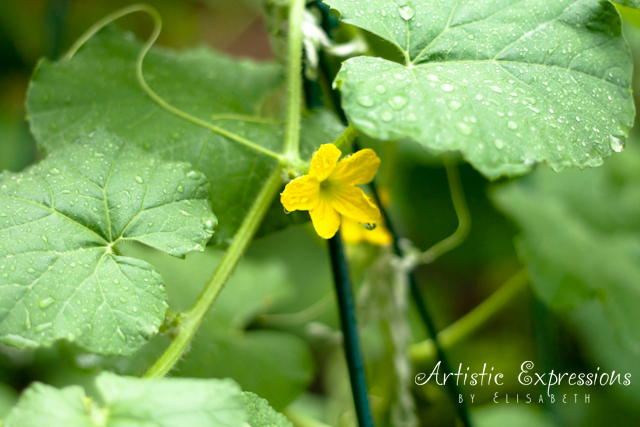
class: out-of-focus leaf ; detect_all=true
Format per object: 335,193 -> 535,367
3,372 -> 245,427
473,405 -> 559,427
493,144 -> 640,351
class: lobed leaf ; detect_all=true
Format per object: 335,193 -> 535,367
325,0 -> 635,178
27,28 -> 344,244
0,129 -> 216,355
493,144 -> 640,351
3,372 -> 245,427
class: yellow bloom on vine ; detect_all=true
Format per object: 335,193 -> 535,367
281,144 -> 381,239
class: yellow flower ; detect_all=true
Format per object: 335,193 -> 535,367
341,217 -> 393,246
281,144 -> 381,239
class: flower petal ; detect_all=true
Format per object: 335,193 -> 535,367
281,175 -> 320,211
330,148 -> 380,185
310,144 -> 342,181
310,199 -> 341,239
332,185 -> 381,224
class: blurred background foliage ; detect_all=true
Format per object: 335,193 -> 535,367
2,1 -> 640,426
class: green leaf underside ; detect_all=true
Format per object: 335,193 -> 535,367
0,129 -> 216,355
242,392 -> 294,427
326,0 -> 635,179
4,372 -> 245,427
493,146 -> 640,351
27,28 -> 344,244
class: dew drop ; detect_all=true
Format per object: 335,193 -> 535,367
375,85 -> 387,94
474,94 -> 484,101
38,298 -> 55,309
456,122 -> 472,136
494,139 -> 505,149
440,83 -> 455,93
177,185 -> 184,193
448,100 -> 462,111
426,74 -> 440,83
610,135 -> 625,152
357,95 -> 375,107
507,121 -> 518,130
35,322 -> 53,332
381,111 -> 394,122
490,86 -> 503,94
393,73 -> 405,80
135,176 -> 144,184
406,113 -> 417,122
187,170 -> 201,180
398,5 -> 415,20
388,94 -> 409,110
49,168 -> 61,175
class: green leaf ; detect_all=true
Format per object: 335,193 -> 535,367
325,0 -> 635,178
0,383 -> 18,419
176,323 -> 314,411
0,129 -> 216,355
473,405 -> 559,427
241,392 -> 294,427
3,372 -> 245,427
118,241 -> 315,410
614,0 -> 640,8
27,28 -> 344,244
492,144 -> 640,351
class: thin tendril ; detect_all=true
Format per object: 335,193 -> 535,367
422,155 -> 471,263
64,4 -> 284,162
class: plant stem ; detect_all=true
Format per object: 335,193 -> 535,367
283,0 -> 306,162
145,168 -> 283,378
410,269 -> 529,364
422,156 -> 470,263
332,124 -> 360,151
328,232 -> 374,427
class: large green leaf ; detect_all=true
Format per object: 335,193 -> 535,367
325,0 -> 635,178
0,129 -> 215,355
492,144 -> 640,351
26,28 -> 343,244
3,372 -> 245,427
